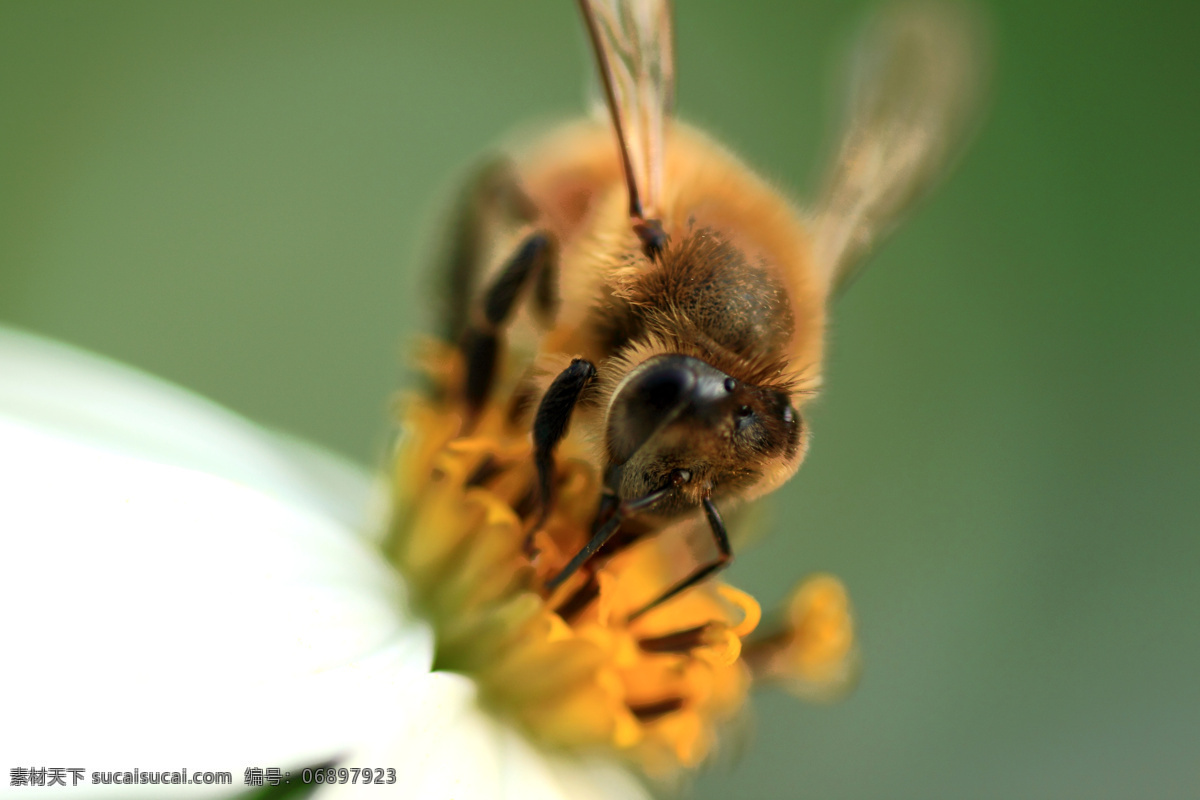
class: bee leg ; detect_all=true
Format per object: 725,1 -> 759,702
626,497 -> 733,622
528,358 -> 598,551
545,471 -> 689,592
460,230 -> 558,420
440,159 -> 539,342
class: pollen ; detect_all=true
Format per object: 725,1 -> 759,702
384,343 -> 854,775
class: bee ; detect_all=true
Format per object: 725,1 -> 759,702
436,0 -> 980,619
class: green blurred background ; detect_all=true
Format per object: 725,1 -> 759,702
2,1 -> 1197,797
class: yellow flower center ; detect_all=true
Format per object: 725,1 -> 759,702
385,343 -> 856,775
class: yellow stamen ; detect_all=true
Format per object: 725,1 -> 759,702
743,574 -> 859,701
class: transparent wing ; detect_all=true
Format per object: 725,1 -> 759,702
579,0 -> 675,221
812,3 -> 988,295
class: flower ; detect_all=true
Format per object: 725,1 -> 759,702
0,325 -> 650,799
0,323 -> 857,799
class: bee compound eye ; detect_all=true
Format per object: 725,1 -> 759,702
782,405 -> 795,425
635,364 -> 693,413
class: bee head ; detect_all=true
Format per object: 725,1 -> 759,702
604,354 -> 806,516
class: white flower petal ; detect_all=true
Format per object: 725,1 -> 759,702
0,327 -> 430,792
0,417 -> 432,784
494,725 -> 654,800
319,673 -> 502,800
318,675 -> 653,800
0,325 -> 372,532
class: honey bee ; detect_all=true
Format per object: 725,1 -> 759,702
435,0 -> 980,619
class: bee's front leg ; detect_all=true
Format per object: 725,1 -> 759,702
545,469 -> 693,592
626,497 -> 733,622
528,358 -> 598,549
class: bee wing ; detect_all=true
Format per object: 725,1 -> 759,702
579,0 -> 675,221
812,4 -> 988,296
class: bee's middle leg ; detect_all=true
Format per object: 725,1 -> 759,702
460,230 -> 558,419
440,165 -> 561,424
439,159 -> 539,341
